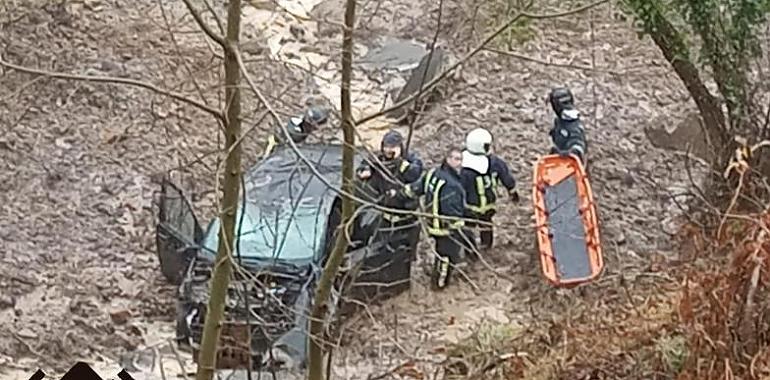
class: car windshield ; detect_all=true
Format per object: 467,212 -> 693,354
199,144 -> 345,261
201,202 -> 328,261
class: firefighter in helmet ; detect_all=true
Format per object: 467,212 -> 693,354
460,127 -> 519,256
547,87 -> 587,164
263,107 -> 329,159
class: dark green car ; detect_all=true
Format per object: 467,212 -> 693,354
153,142 -> 420,372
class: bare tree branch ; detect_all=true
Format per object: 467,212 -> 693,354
181,0 -> 226,47
0,56 -> 225,121
405,0 -> 444,153
355,0 -> 609,126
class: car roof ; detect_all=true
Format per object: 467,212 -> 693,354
243,143 -> 355,207
203,143 -> 365,261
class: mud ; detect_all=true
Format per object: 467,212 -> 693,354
0,0 -> 704,378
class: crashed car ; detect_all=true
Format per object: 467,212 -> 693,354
154,141 -> 420,371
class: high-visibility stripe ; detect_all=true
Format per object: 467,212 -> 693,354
399,160 -> 410,173
423,168 -> 436,194
263,134 -> 277,159
476,176 -> 487,210
431,179 -> 445,232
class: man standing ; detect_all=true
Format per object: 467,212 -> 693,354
460,127 -> 519,256
396,147 -> 466,290
547,87 -> 588,164
357,129 -> 423,215
263,106 -> 329,159
357,129 -> 424,250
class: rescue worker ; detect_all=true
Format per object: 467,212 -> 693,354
547,87 -> 587,164
394,146 -> 466,290
263,106 -> 329,159
460,127 -> 519,255
356,129 -> 424,223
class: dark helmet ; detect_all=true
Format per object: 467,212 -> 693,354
286,107 -> 329,143
381,129 -> 404,150
548,87 -> 576,116
304,107 -> 329,127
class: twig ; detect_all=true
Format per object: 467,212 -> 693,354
0,56 -> 224,121
201,0 -> 225,36
167,338 -> 189,380
158,0 -> 218,124
180,0 -> 225,46
405,0 -> 444,153
484,47 -> 641,75
355,0 -> 609,126
0,75 -> 47,102
153,347 -> 167,380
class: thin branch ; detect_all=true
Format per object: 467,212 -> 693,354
405,0 -> 443,153
201,0 -> 225,36
355,0 -> 609,126
181,0 -> 226,46
0,56 -> 225,121
158,0 -> 216,112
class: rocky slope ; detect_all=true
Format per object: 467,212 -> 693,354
0,0 -> 701,378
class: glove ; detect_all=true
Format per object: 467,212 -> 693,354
509,189 -> 520,204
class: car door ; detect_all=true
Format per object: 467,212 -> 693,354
155,177 -> 203,285
342,210 -> 415,306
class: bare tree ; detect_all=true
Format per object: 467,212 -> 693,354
621,0 -> 770,204
306,0 -> 358,378
194,0 -> 243,379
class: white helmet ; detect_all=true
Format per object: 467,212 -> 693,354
465,128 -> 493,154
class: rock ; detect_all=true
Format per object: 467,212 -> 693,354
289,24 -> 305,41
110,309 -> 131,325
0,295 -> 14,309
621,171 -> 636,187
615,231 -> 627,245
18,328 -> 37,339
465,74 -> 479,86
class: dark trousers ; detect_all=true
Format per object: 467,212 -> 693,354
466,209 -> 495,251
430,230 -> 467,289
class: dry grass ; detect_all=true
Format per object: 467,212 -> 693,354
442,207 -> 770,380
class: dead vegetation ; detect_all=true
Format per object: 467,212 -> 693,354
442,205 -> 770,380
3,0 -> 765,378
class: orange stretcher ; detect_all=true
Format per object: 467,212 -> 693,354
532,154 -> 604,287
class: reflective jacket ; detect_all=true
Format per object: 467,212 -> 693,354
357,152 -> 423,220
262,117 -> 318,159
401,163 -> 465,236
549,116 -> 587,163
460,152 -> 516,215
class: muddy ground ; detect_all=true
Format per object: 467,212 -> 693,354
0,0 -> 705,378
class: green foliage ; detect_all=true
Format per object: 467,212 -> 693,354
656,334 -> 687,374
620,0 -> 769,131
482,0 -> 536,48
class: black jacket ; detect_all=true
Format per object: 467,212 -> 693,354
460,154 -> 516,215
549,116 -> 587,163
401,163 -> 465,235
356,152 -> 423,210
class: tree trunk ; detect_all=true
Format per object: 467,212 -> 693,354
640,5 -> 728,164
306,0 -> 357,378
195,0 -> 242,379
